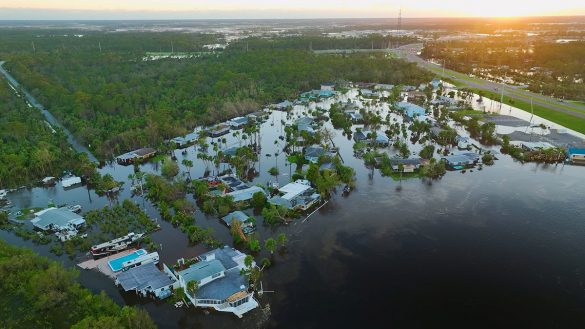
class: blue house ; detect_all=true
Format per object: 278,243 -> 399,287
395,102 -> 426,119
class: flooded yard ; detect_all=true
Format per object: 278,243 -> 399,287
2,86 -> 585,328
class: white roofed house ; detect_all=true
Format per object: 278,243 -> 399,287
174,246 -> 258,318
269,181 -> 321,211
31,207 -> 86,241
32,207 -> 85,232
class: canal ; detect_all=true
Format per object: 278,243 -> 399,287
2,89 -> 585,328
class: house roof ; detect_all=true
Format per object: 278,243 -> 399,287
31,208 -> 85,230
179,259 -> 226,283
275,100 -> 293,108
221,211 -> 250,226
389,158 -> 422,165
396,102 -> 426,118
116,263 -> 175,291
230,117 -> 248,125
199,246 -> 241,270
195,267 -> 248,301
304,145 -> 325,158
295,117 -> 314,126
227,186 -> 265,202
279,182 -> 311,201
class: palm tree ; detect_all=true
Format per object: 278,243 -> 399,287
264,238 -> 277,255
277,233 -> 287,249
186,280 -> 199,297
182,159 -> 193,179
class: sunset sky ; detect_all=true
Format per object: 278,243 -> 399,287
1,0 -> 584,20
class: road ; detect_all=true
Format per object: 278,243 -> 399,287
393,44 -> 585,120
0,61 -> 98,162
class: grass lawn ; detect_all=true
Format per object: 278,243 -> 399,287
476,89 -> 585,135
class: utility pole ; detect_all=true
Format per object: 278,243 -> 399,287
397,7 -> 402,33
98,41 -> 102,53
31,41 -> 36,53
171,41 -> 174,54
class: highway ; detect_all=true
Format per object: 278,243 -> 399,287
393,44 -> 585,120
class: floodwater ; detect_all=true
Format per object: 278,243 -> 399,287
2,89 -> 585,328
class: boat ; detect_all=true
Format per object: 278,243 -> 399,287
343,185 -> 351,194
90,232 -> 145,257
67,205 -> 82,213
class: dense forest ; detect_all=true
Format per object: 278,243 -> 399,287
421,39 -> 585,100
0,80 -> 94,188
3,34 -> 432,159
0,240 -> 156,328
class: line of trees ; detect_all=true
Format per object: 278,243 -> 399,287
0,240 -> 156,329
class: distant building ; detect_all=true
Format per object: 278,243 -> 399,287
304,145 -> 334,163
520,141 -> 555,152
389,158 -> 422,173
116,147 -> 157,165
442,153 -> 480,169
375,84 -> 394,90
170,131 -> 199,148
395,102 -> 426,119
321,83 -> 336,91
207,124 -> 231,138
229,117 -> 248,130
32,207 -> 85,232
353,130 -> 368,142
174,247 -> 258,318
115,263 -> 177,300
345,110 -> 363,123
360,89 -> 380,98
274,100 -> 294,110
430,79 -> 441,89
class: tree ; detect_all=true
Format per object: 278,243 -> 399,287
315,169 -> 340,197
250,191 -> 267,209
419,145 -> 435,160
182,159 -> 193,178
186,280 -> 199,297
262,204 -> 293,225
277,233 -> 288,248
161,157 -> 179,179
268,166 -> 279,176
264,238 -> 277,255
248,237 -> 261,252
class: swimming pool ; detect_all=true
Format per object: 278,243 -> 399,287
108,249 -> 147,272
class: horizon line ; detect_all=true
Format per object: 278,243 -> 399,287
1,15 -> 585,21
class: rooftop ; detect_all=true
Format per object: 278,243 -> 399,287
221,211 -> 250,227
116,263 -> 175,292
195,267 -> 248,301
227,186 -> 265,202
31,207 -> 85,230
279,182 -> 311,201
179,259 -> 226,283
